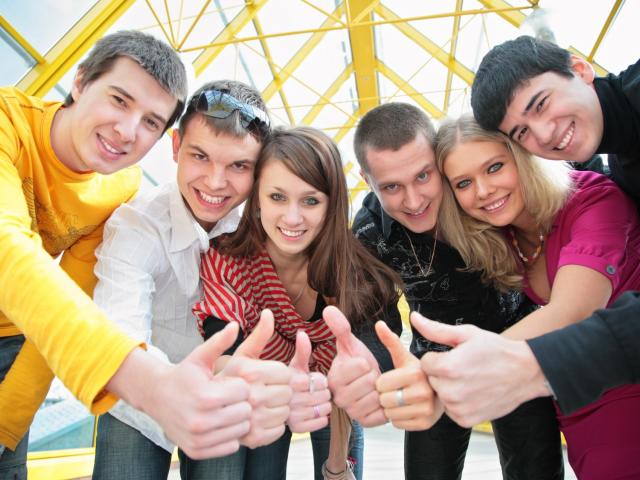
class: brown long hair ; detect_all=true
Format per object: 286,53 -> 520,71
218,126 -> 402,326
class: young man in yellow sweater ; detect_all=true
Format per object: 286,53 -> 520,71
0,30 -> 256,477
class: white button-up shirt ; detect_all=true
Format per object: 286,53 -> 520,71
93,182 -> 241,451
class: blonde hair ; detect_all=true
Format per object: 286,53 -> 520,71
435,114 -> 573,291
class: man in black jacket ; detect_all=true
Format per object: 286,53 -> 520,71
333,102 -> 563,480
418,35 -> 640,426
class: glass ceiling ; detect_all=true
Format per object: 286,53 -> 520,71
1,0 -> 638,202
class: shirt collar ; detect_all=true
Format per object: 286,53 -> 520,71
168,184 -> 241,253
363,192 -> 402,240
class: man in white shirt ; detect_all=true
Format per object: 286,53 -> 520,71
91,80 -> 325,479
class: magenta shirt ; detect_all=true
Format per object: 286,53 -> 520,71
525,170 -> 640,306
523,170 -> 640,477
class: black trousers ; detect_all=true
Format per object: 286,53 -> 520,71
404,397 -> 564,480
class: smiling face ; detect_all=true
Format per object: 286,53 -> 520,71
442,140 -> 530,229
258,158 -> 328,257
174,116 -> 261,231
59,56 -> 178,174
498,57 -> 603,162
364,133 -> 442,234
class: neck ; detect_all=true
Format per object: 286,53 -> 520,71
50,105 -> 85,173
265,240 -> 308,278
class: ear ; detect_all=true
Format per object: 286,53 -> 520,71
171,129 -> 182,164
70,68 -> 86,102
569,55 -> 596,85
360,169 -> 372,190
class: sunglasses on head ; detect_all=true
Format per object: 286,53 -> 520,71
195,89 -> 270,140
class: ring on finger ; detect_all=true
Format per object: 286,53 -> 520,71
395,388 -> 405,407
313,405 -> 321,419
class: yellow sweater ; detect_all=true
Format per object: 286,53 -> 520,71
0,87 -> 141,448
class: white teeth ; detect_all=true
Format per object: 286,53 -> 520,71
555,123 -> 574,150
280,228 -> 304,238
198,190 -> 225,204
406,208 -> 426,216
483,197 -> 507,212
99,135 -> 123,154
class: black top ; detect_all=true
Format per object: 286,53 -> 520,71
595,58 -> 640,207
526,59 -> 640,414
352,192 -> 537,359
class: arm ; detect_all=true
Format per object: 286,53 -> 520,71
502,265 -> 612,340
0,153 -> 138,411
528,290 -> 640,414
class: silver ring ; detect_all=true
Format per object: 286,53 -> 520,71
313,405 -> 321,419
395,388 -> 405,407
309,374 -> 315,394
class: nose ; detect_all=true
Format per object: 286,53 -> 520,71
475,178 -> 495,199
403,186 -> 422,211
113,114 -> 137,143
284,203 -> 303,225
529,117 -> 554,145
204,165 -> 228,190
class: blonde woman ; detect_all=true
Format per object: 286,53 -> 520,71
435,113 -> 640,479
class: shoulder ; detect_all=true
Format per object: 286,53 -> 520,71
353,192 -> 383,239
565,170 -> 633,214
104,182 -> 171,235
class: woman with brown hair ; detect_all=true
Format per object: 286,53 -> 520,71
192,126 -> 401,479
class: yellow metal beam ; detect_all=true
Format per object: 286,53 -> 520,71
17,0 -> 135,97
347,0 -> 380,115
377,60 -> 444,119
252,16 -> 295,124
144,0 -> 176,48
301,63 -> 354,126
374,4 -> 475,86
184,5 -> 532,52
588,0 -> 623,62
262,3 -> 345,101
0,15 -> 45,63
444,0 -> 463,114
192,0 -> 267,77
476,0 -> 526,28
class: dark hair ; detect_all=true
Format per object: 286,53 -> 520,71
178,79 -> 269,142
354,103 -> 436,173
64,30 -> 187,131
471,35 -> 573,131
219,126 -> 401,326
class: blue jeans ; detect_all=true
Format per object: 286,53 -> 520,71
93,413 -> 240,480
204,421 -> 364,480
404,397 -> 564,480
0,335 -> 28,480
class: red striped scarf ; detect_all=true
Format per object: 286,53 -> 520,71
193,248 -> 336,374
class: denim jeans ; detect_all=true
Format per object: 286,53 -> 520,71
204,421 -> 364,480
0,335 -> 27,480
93,413 -> 241,480
404,397 -> 564,480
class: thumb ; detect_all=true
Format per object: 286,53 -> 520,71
235,309 -> 275,358
322,305 -> 356,357
410,312 -> 473,348
188,321 -> 240,371
289,330 -> 311,373
375,321 -> 413,367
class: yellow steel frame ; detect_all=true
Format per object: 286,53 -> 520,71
346,0 -> 379,115
16,0 -> 135,96
0,15 -> 45,63
588,0 -> 624,63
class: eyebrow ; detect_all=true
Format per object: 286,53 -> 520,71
110,85 -> 169,126
508,90 -> 544,139
272,185 -> 320,196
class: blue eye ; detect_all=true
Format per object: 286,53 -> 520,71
455,179 -> 471,189
383,184 -> 399,192
270,193 -> 285,201
488,162 -> 503,174
417,171 -> 429,182
303,197 -> 320,206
